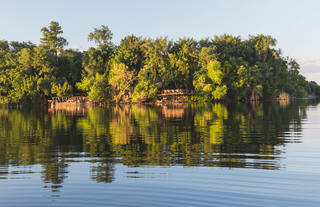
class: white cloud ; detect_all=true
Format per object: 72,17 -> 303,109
303,72 -> 320,84
296,58 -> 320,84
297,58 -> 320,73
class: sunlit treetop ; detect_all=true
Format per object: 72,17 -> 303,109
40,21 -> 68,52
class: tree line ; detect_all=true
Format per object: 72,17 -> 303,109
0,21 -> 319,104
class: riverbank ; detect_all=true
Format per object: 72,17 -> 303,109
47,93 -> 318,108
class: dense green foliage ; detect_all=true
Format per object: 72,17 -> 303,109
0,21 -> 319,104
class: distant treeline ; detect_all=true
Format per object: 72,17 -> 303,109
0,21 -> 319,104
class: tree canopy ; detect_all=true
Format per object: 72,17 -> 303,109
0,21 -> 319,104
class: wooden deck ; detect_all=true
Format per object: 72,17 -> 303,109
49,96 -> 89,103
157,89 -> 192,97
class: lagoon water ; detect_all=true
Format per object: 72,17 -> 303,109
0,101 -> 320,206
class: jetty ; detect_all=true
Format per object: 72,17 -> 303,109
157,89 -> 192,103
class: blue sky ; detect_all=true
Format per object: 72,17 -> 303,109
1,0 -> 320,83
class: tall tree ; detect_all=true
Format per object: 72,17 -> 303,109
82,25 -> 114,76
88,25 -> 113,49
40,21 -> 68,54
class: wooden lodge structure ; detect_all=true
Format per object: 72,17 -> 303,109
157,89 -> 192,103
48,96 -> 89,104
48,96 -> 91,115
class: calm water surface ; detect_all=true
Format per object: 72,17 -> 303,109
0,101 -> 320,206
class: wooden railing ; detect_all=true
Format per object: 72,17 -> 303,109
49,96 -> 89,103
157,89 -> 192,97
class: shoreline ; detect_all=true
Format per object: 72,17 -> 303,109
0,95 -> 318,108
47,95 -> 319,107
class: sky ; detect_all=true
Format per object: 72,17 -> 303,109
0,0 -> 320,83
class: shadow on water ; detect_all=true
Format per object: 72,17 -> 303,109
0,99 -> 317,192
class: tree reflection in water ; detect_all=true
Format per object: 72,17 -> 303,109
0,100 -> 315,192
